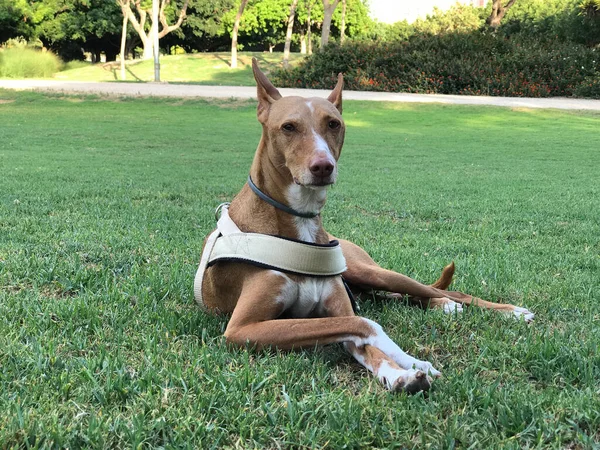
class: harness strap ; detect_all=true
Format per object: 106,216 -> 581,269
193,228 -> 220,309
208,233 -> 347,276
193,204 -> 347,308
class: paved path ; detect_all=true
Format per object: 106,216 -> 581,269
2,79 -> 600,111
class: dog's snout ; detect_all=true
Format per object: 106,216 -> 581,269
309,159 -> 335,177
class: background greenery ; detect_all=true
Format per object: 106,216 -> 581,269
52,52 -> 302,84
272,34 -> 600,98
1,89 -> 599,448
3,0 -> 600,98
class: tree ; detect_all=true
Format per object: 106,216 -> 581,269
339,0 -> 346,43
487,0 -> 518,30
0,0 -> 35,43
25,0 -> 124,61
163,0 -> 234,53
320,0 -> 339,49
283,0 -> 299,67
230,0 -> 248,67
119,0 -> 189,60
296,0 -> 318,54
118,2 -> 128,80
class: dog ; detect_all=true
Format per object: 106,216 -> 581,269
195,59 -> 534,393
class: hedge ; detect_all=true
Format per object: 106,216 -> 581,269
272,33 -> 600,98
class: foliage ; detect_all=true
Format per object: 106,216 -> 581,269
1,90 -> 600,448
413,4 -> 485,35
272,33 -> 600,98
0,47 -> 62,78
2,37 -> 44,49
216,0 -> 371,52
163,0 -> 235,52
363,20 -> 414,43
331,0 -> 372,39
0,0 -> 36,43
573,73 -> 600,97
500,0 -> 600,46
23,0 -> 124,61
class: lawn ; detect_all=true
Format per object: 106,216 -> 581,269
1,89 -> 599,448
53,52 -> 303,85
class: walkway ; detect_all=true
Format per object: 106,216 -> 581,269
1,80 -> 600,111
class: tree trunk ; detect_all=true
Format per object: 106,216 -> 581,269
152,0 -> 160,81
486,0 -> 517,30
141,38 -> 153,60
119,0 -> 188,61
283,0 -> 299,69
340,0 -> 346,44
300,30 -> 306,54
231,0 -> 249,69
120,7 -> 128,80
320,0 -> 339,50
307,1 -> 313,55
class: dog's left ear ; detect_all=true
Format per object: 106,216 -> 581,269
327,73 -> 343,114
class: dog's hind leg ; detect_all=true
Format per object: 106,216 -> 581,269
333,236 -> 534,322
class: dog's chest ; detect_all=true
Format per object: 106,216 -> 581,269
274,272 -> 335,318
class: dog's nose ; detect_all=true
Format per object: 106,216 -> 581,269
309,159 -> 334,177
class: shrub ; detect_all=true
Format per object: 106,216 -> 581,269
574,74 -> 600,98
0,46 -> 62,78
272,33 -> 600,98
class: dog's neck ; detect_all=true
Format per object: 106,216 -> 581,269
228,139 -> 330,244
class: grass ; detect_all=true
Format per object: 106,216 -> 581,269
53,52 -> 304,85
1,89 -> 599,448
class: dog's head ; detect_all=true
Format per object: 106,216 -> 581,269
252,58 -> 345,188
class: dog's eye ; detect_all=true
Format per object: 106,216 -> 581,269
282,123 -> 296,132
328,120 -> 341,130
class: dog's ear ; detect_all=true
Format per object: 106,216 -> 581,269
252,58 -> 282,123
327,73 -> 343,114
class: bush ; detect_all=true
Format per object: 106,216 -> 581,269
272,33 -> 600,98
574,74 -> 600,98
0,46 -> 62,78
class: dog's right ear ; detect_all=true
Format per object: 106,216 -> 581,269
252,58 -> 282,123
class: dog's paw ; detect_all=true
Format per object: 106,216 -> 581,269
442,299 -> 463,315
509,306 -> 535,323
412,360 -> 441,378
391,369 -> 433,394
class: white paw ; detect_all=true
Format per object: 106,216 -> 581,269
510,306 -> 535,323
391,369 -> 433,394
442,299 -> 463,314
412,360 -> 441,378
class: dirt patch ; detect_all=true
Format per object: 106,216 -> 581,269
40,283 -> 78,299
1,283 -> 30,294
0,99 -> 16,104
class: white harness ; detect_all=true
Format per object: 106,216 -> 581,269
193,204 -> 347,308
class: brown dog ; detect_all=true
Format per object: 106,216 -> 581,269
196,59 -> 534,393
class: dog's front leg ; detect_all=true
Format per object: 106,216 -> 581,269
344,342 -> 435,393
224,275 -> 439,392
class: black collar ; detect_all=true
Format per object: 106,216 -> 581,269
247,176 -> 319,219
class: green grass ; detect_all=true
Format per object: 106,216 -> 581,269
54,52 -> 304,85
1,89 -> 599,448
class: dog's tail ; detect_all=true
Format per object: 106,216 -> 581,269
431,262 -> 455,290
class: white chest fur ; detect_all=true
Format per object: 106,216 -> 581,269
286,184 -> 326,243
273,271 -> 336,318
